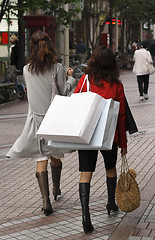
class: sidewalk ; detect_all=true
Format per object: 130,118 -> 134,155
0,70 -> 155,240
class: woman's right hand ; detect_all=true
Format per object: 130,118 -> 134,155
66,68 -> 74,77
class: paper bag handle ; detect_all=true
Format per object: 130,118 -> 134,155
80,74 -> 90,93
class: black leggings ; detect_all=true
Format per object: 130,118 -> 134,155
78,143 -> 118,172
137,74 -> 149,96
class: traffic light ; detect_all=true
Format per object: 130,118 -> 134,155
106,18 -> 123,25
0,32 -> 9,44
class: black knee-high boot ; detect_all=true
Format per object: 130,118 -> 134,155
106,176 -> 118,215
79,183 -> 94,234
50,162 -> 62,200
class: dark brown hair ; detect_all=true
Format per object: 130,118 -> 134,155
28,31 -> 58,75
85,46 -> 120,86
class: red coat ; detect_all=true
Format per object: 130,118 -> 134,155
74,75 -> 127,149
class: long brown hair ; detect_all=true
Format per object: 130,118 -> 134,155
85,46 -> 120,86
28,31 -> 58,75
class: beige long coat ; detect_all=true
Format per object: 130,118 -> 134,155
6,63 -> 77,159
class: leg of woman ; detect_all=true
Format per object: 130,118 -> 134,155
143,74 -> 149,99
137,75 -> 144,100
101,143 -> 118,215
36,158 -> 53,216
78,150 -> 98,234
50,156 -> 62,200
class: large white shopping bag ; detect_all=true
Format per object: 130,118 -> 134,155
47,98 -> 120,152
37,92 -> 105,144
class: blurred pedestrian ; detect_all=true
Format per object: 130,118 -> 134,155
10,35 -> 19,69
76,39 -> 87,64
132,38 -> 141,52
133,41 -> 153,101
74,46 -> 127,234
150,40 -> 155,67
6,31 -> 77,216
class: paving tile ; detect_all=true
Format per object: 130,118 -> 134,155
137,229 -> 151,237
141,238 -> 155,240
128,237 -> 142,240
149,229 -> 155,238
132,228 -> 140,236
137,222 -> 150,229
147,223 -> 155,230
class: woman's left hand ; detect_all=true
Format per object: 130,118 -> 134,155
121,148 -> 127,156
66,68 -> 74,77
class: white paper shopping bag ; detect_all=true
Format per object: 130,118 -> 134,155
37,92 -> 105,144
101,100 -> 120,149
47,98 -> 120,152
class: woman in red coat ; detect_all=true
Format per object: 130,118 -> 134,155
74,46 -> 127,234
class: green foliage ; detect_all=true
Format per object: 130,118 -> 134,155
116,0 -> 155,23
44,0 -> 81,25
0,0 -> 81,25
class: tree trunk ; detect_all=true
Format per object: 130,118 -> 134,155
109,0 -> 113,49
18,0 -> 25,73
148,20 -> 151,50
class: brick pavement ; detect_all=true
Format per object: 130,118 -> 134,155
0,71 -> 155,240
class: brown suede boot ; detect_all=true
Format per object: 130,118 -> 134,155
36,171 -> 53,216
50,162 -> 62,200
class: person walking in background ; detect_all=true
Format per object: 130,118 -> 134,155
74,46 -> 127,234
76,39 -> 87,64
150,40 -> 155,67
6,31 -> 77,216
132,38 -> 141,52
133,41 -> 153,101
10,35 -> 19,69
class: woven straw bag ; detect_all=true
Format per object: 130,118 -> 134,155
115,155 -> 140,212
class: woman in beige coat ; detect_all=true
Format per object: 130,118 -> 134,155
133,41 -> 153,101
6,31 -> 77,216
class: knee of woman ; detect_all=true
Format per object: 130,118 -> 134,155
80,172 -> 93,183
50,156 -> 61,166
106,167 -> 116,178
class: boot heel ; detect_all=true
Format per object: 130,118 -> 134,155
106,203 -> 112,215
106,204 -> 111,216
42,207 -> 53,216
53,186 -> 61,200
82,216 -> 94,233
44,209 -> 53,216
106,203 -> 118,216
83,224 -> 94,234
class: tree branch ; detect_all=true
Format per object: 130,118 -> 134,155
0,0 -> 9,22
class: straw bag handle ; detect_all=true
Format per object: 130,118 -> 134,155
121,155 -> 129,174
80,74 -> 90,93
120,155 -> 131,191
